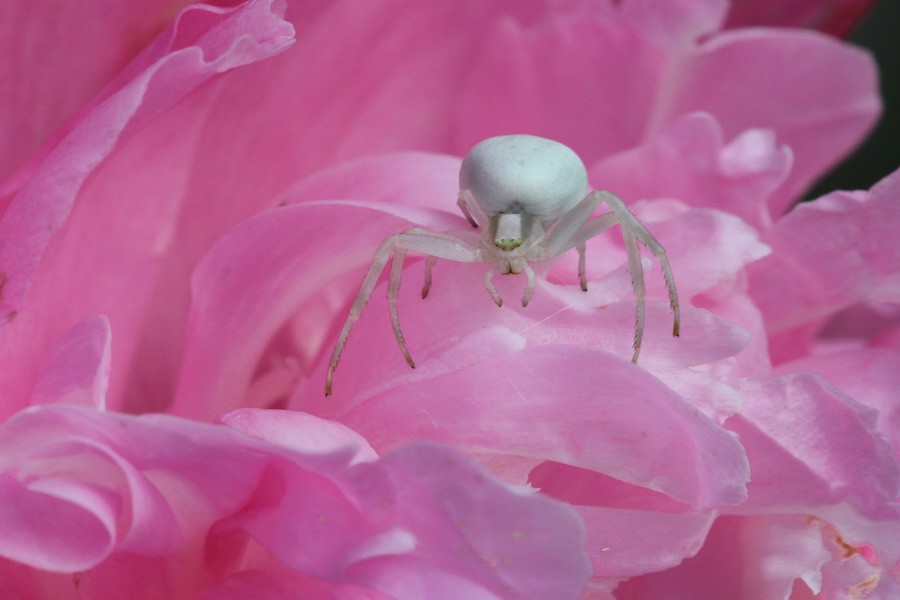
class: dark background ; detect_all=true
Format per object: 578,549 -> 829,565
806,0 -> 900,199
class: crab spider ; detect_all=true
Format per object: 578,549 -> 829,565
324,135 -> 679,395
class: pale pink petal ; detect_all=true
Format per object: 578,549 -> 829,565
221,408 -> 378,465
577,506 -> 716,579
0,0 -> 295,421
776,348 -> 900,461
528,461 -> 718,578
30,314 -> 111,409
325,345 -> 748,510
727,373 -> 900,516
210,440 -> 591,599
364,442 -> 593,600
614,516 -> 836,600
345,558 -> 506,600
588,113 -> 792,229
748,167 -> 900,363
0,408 -> 181,571
724,0 -> 878,36
211,459 -> 382,577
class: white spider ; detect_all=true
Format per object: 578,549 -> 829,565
325,134 -> 679,395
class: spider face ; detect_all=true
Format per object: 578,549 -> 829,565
488,213 -> 541,252
325,135 -> 680,395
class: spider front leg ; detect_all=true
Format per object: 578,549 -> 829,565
457,189 -> 487,228
326,228 -> 483,396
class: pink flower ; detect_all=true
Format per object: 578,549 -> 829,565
1,0 -> 898,598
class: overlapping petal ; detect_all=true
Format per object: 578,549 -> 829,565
0,404 -> 591,598
0,0 -> 296,420
748,168 -> 900,362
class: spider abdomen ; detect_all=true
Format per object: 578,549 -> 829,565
459,135 -> 588,228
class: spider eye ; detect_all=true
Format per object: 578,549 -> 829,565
494,238 -> 523,251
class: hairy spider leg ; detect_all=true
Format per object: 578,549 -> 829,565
576,243 -> 587,291
589,191 -> 679,339
539,190 -> 679,362
388,247 -> 415,369
326,228 -> 482,396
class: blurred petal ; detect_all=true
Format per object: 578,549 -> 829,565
31,314 -> 111,409
0,0 -> 209,183
173,199 -> 461,420
0,0 -> 295,420
456,1 -> 878,209
666,27 -> 880,211
589,113 -> 792,229
198,567 -> 394,600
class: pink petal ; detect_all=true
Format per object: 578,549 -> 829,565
327,344 -> 748,510
726,373 -> 900,516
221,408 -> 379,465
365,442 -> 593,600
748,167 -> 900,363
30,314 -> 111,409
0,0 -> 295,420
211,459 -> 382,578
665,27 -> 879,212
0,410 -> 182,571
456,2 -> 878,210
528,461 -> 718,578
172,196 -> 462,420
0,0 -> 211,183
588,113 -> 792,229
619,0 -> 727,49
614,515 -> 833,600
777,348 -> 900,461
577,506 -> 716,579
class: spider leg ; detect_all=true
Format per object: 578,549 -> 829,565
457,189 -> 486,228
590,191 -> 679,338
327,235 -> 397,395
388,247 -> 415,369
576,243 -> 587,291
522,262 -> 536,307
537,190 -> 678,362
484,264 -> 503,307
422,255 -> 437,298
620,225 -> 645,363
326,228 -> 483,395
